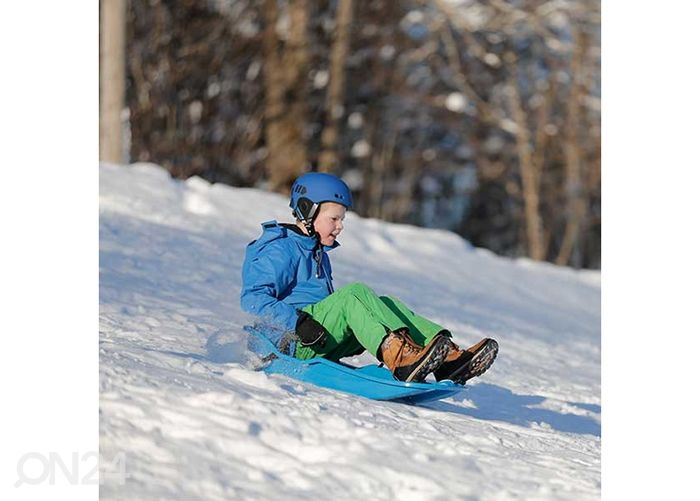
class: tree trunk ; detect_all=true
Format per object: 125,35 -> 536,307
100,0 -> 126,164
556,29 -> 589,267
370,126 -> 397,220
506,61 -> 545,261
318,0 -> 354,173
262,0 -> 310,192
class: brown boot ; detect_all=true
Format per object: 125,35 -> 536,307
433,338 -> 499,384
379,329 -> 451,383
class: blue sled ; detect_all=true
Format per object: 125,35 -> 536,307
245,325 -> 463,404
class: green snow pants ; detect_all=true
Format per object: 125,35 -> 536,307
295,282 -> 447,362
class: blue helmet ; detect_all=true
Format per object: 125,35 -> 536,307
290,172 -> 353,223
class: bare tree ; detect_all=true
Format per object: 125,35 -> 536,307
262,0 -> 310,191
556,27 -> 588,266
318,0 -> 354,173
100,0 -> 126,163
506,56 -> 545,262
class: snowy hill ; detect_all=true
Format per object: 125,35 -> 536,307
99,163 -> 600,500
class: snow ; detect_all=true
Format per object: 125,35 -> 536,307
348,111 -> 364,129
350,140 -> 371,158
445,92 -> 467,113
313,70 -> 329,89
483,53 -> 501,67
100,163 -> 600,500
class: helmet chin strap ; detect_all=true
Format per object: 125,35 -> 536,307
303,219 -> 317,239
294,201 -> 320,239
293,202 -> 326,280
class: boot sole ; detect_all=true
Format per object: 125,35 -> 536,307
405,335 -> 451,383
453,339 -> 499,385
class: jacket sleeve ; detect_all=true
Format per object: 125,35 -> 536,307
240,243 -> 299,331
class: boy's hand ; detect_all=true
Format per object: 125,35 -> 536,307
295,312 -> 328,348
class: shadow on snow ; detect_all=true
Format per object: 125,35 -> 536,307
424,382 -> 600,437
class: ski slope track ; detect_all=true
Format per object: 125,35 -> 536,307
100,163 -> 601,500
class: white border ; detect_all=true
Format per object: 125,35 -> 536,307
1,3 -> 98,499
603,0 -> 700,498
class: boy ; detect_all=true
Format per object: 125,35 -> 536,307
241,172 -> 498,383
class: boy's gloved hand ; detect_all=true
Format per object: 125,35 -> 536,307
295,311 -> 328,348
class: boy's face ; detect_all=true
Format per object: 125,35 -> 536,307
313,202 -> 347,246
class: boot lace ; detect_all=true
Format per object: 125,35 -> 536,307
390,329 -> 421,369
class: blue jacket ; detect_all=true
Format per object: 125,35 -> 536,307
240,221 -> 338,331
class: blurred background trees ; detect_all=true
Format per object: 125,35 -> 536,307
102,0 -> 600,269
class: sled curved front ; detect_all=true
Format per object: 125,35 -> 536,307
245,325 -> 463,403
